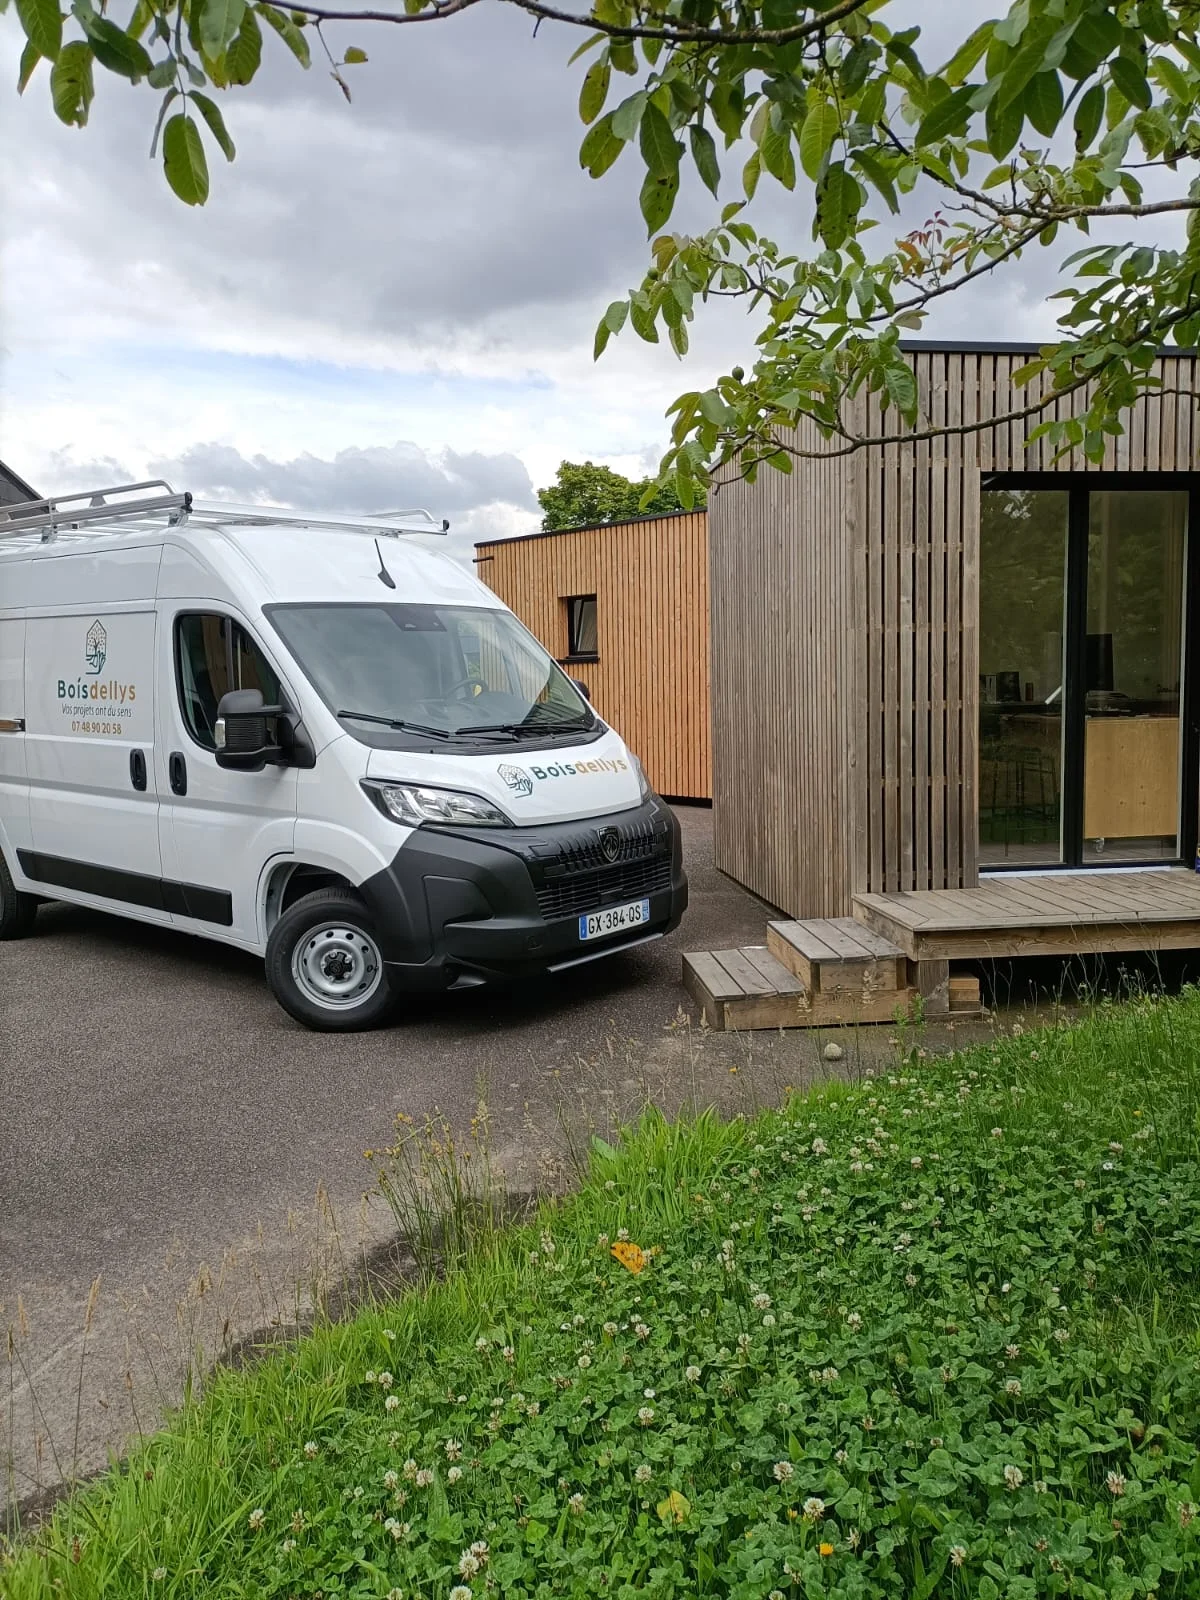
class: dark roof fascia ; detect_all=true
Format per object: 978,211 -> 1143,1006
0,459 -> 38,500
474,505 -> 704,554
899,338 -> 1197,357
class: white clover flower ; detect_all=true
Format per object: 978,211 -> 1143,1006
447,1466 -> 463,1485
772,1461 -> 794,1482
383,1469 -> 399,1490
458,1553 -> 481,1578
634,1322 -> 651,1340
1107,1471 -> 1127,1497
1102,1161 -> 1115,1172
1034,1479 -> 1048,1494
905,1272 -> 918,1287
280,1538 -> 297,1554
1109,1141 -> 1124,1153
567,1492 -> 586,1514
1000,1282 -> 1012,1295
635,1464 -> 653,1483
577,1354 -> 592,1369
303,1441 -> 318,1459
637,1407 -> 655,1426
385,1394 -> 400,1413
1004,1465 -> 1023,1491
445,1439 -> 463,1460
643,1388 -> 656,1399
150,1568 -> 167,1582
811,1138 -> 828,1156
991,1127 -> 1003,1139
802,1496 -> 826,1520
501,1346 -> 515,1362
603,1321 -> 618,1337
1005,1379 -> 1022,1396
846,1312 -> 863,1331
387,1590 -> 403,1600
685,1364 -> 701,1382
527,1400 -> 540,1416
403,1458 -> 418,1479
378,1371 -> 394,1390
291,1511 -> 307,1533
737,1333 -> 752,1353
415,1469 -> 434,1488
475,1337 -> 489,1352
470,1541 -> 490,1563
949,1545 -> 967,1567
834,1448 -> 848,1465
365,1370 -> 376,1384
762,1313 -> 776,1327
911,1156 -> 923,1169
752,1292 -> 772,1311
1054,1327 -> 1069,1342
616,1227 -> 630,1242
450,1588 -> 473,1600
1005,1344 -> 1020,1359
248,1508 -> 265,1531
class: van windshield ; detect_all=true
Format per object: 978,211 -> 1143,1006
268,603 -> 596,747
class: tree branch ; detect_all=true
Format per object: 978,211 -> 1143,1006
289,0 -> 876,45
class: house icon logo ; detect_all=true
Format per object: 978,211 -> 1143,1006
85,619 -> 107,676
497,763 -> 533,797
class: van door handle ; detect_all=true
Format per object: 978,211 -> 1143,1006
169,751 -> 188,796
129,749 -> 147,791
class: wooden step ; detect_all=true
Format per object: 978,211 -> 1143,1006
767,917 -> 904,996
950,974 -> 982,1013
682,946 -> 920,1032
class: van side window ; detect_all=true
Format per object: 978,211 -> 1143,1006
176,614 -> 281,751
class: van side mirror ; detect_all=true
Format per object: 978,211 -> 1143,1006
571,678 -> 591,702
215,688 -> 283,770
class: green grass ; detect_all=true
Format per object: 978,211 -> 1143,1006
8,993 -> 1200,1598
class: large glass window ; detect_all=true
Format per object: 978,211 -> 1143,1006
176,614 -> 281,751
1083,490 -> 1187,862
268,603 -> 594,747
979,481 -> 1191,869
978,489 -> 1068,865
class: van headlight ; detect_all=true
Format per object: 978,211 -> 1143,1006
363,781 -> 511,828
630,754 -> 652,801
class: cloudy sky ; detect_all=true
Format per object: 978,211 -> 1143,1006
0,2 -> 1177,563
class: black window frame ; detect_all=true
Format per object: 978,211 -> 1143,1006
979,471 -> 1200,872
562,594 -> 599,663
173,610 -> 284,754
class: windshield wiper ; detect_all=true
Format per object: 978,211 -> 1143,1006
337,709 -> 454,740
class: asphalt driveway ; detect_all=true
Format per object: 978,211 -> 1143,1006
2,805 -> 990,1517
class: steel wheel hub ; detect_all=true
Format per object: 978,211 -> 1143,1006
292,923 -> 383,1010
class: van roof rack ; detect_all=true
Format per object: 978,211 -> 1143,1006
0,480 -> 450,543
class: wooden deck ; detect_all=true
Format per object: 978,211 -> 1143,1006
854,869 -> 1200,961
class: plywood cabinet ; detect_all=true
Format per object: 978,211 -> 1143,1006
1084,717 -> 1180,839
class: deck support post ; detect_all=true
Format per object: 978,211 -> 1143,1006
908,958 -> 950,1017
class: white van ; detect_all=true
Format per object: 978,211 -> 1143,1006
0,482 -> 687,1030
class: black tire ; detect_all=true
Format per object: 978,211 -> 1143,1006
265,887 -> 396,1032
0,850 -> 38,940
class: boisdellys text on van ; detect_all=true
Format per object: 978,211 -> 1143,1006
0,483 -> 687,1030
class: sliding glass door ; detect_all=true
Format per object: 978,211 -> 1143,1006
979,478 -> 1195,870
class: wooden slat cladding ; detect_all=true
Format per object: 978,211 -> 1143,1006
715,345 -> 1199,918
475,512 -> 710,800
710,419 -> 857,916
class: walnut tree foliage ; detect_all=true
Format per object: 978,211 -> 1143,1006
11,0 -> 1200,498
538,459 -> 698,529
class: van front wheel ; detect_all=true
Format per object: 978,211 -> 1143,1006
0,851 -> 38,940
266,889 -> 395,1031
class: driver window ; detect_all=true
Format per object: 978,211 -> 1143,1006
177,613 -> 281,751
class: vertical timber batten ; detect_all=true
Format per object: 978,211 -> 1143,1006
712,345 -> 1200,920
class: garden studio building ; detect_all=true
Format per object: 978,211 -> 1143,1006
712,341 -> 1200,922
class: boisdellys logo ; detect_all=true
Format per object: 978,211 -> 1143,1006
58,619 -> 137,701
528,756 -> 629,781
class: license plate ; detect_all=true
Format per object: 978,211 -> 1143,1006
579,898 -> 651,942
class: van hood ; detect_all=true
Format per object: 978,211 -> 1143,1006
363,727 -> 644,825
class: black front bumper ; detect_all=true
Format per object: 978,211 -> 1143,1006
356,796 -> 687,991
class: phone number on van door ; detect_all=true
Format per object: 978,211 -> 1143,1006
70,720 -> 125,736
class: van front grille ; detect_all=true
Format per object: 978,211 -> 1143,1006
535,856 -> 673,921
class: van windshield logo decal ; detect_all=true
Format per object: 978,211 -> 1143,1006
85,620 -> 107,676
498,763 -> 533,797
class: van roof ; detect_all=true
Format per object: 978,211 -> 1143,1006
0,481 -> 493,609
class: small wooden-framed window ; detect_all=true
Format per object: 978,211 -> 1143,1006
564,595 -> 599,660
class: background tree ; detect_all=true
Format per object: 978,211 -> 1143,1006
10,0 -> 1200,498
537,459 -> 698,529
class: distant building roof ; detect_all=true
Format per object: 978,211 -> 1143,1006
0,459 -> 37,507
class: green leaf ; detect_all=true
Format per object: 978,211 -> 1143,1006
580,115 -> 623,178
1025,70 -> 1063,136
1110,53 -> 1151,110
162,110 -> 210,204
147,58 -> 175,87
742,148 -> 761,200
941,20 -> 993,84
578,58 -> 609,124
799,94 -> 839,181
15,0 -> 61,63
817,161 -> 859,249
148,84 -> 178,157
985,91 -> 1024,159
610,89 -> 645,143
73,4 -> 153,77
639,167 -> 678,234
593,319 -> 612,360
883,361 -> 917,416
853,147 -> 899,212
342,45 -> 366,63
689,124 -> 720,197
200,0 -> 245,60
915,85 -> 975,146
639,101 -> 679,179
192,89 -> 235,159
256,3 -> 310,67
17,38 -> 40,91
759,115 -> 795,190
1073,80 -> 1105,148
1065,7 -> 1122,76
49,37 -> 92,122
603,299 -> 628,336
222,7 -> 261,85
